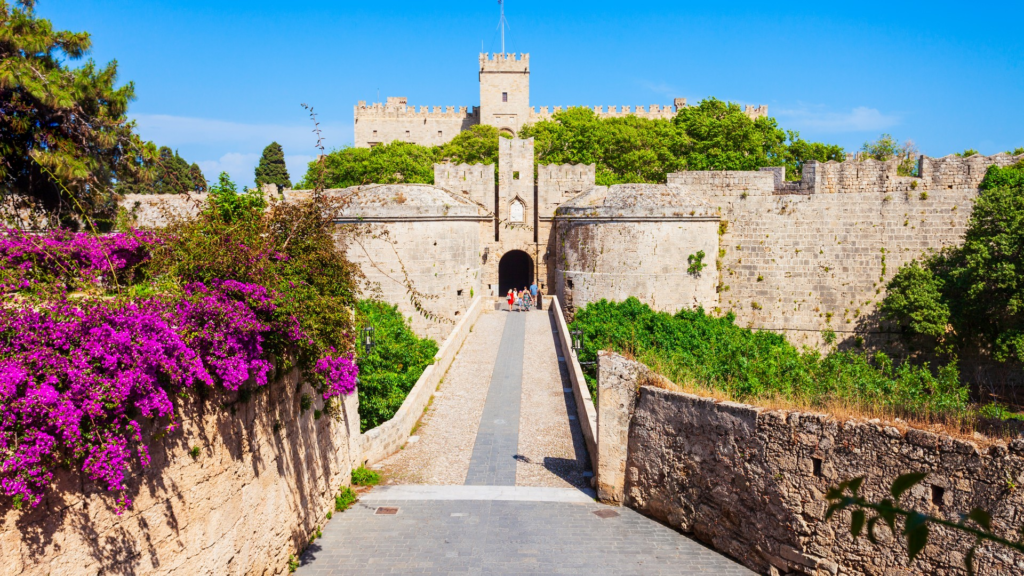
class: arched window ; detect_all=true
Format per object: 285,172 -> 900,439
509,199 -> 525,223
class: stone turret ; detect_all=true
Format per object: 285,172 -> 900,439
479,53 -> 530,136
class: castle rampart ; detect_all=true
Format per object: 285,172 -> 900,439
354,98 -> 479,148
433,162 -> 495,209
527,100 -> 768,123
537,163 -> 597,218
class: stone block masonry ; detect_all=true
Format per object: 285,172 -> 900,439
0,370 -> 360,575
597,352 -> 1024,575
714,152 -> 1024,348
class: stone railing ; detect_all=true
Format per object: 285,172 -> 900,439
358,296 -> 486,464
550,296 -> 597,473
595,351 -> 1024,576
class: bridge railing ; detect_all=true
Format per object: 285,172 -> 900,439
550,296 -> 598,474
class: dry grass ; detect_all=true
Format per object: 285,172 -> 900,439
638,358 -> 1018,446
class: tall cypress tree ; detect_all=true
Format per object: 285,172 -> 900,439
254,142 -> 291,189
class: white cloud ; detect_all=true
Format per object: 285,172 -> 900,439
197,153 -> 260,185
131,114 -> 344,150
774,105 -> 900,133
639,80 -> 681,99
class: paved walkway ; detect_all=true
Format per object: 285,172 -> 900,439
298,304 -> 754,575
465,312 -> 525,485
299,486 -> 754,575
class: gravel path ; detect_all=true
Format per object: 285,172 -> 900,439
515,308 -> 591,489
376,310 -> 507,485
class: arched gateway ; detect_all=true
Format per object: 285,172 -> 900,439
498,250 -> 534,294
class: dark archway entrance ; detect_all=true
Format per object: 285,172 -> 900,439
498,250 -> 534,295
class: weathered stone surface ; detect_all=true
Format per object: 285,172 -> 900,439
604,353 -> 1024,576
0,371 -> 358,575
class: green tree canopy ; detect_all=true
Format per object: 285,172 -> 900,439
520,99 -> 844,184
439,124 -> 501,167
859,133 -> 919,176
254,141 -> 291,189
0,0 -> 152,220
115,146 -> 206,195
881,160 -> 1024,362
297,141 -> 440,190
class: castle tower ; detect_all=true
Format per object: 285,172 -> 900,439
479,53 -> 530,137
498,136 -> 534,227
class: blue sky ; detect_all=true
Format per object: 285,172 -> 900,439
41,1 -> 1024,188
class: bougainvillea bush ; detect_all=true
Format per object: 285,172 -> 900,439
0,190 -> 360,512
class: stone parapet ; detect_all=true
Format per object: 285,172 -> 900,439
602,352 -> 1024,575
358,296 -> 485,465
550,297 -> 597,474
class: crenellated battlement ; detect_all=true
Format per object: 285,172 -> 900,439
433,162 -> 495,207
771,152 -> 1024,195
538,163 -> 597,182
527,100 -> 768,123
479,52 -> 530,72
355,100 -> 479,120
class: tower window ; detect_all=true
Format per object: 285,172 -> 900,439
372,130 -> 378,137
405,130 -> 410,138
438,131 -> 443,137
502,92 -> 508,102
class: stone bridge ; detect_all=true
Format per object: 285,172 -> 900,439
297,299 -> 752,575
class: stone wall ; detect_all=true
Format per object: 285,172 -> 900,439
554,184 -> 721,315
537,163 -> 596,218
597,352 -> 1024,576
433,162 -> 495,210
1,371 -> 359,576
715,153 -> 1024,348
335,184 -> 486,341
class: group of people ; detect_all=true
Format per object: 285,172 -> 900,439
507,282 -> 540,312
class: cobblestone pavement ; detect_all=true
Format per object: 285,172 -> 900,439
375,311 -> 507,485
298,489 -> 754,575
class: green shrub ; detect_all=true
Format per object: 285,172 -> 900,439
881,160 -> 1024,363
355,300 -> 438,431
335,486 -> 357,512
351,465 -> 381,486
569,298 -> 969,419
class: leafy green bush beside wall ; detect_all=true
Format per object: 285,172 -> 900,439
570,297 -> 969,419
355,300 -> 438,432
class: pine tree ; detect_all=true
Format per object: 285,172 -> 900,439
254,142 -> 291,189
0,0 -> 153,220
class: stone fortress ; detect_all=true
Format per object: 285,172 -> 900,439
354,52 -> 768,148
128,52 -> 1024,346
337,51 -> 1024,347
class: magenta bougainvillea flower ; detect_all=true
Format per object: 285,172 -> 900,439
0,228 -> 357,512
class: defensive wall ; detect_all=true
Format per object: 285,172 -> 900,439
354,97 -> 479,148
711,152 -> 1024,348
0,371 -> 360,575
594,351 -> 1024,576
556,152 -> 1024,349
122,150 -> 1024,349
328,184 -> 487,342
553,183 -> 721,315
